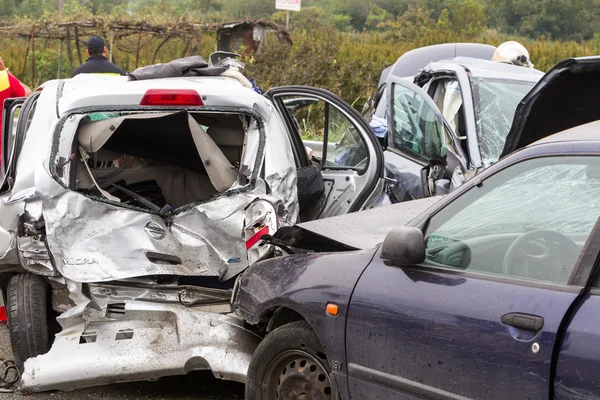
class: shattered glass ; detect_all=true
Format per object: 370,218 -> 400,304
425,157 -> 600,284
87,112 -> 121,121
471,78 -> 535,167
432,159 -> 600,240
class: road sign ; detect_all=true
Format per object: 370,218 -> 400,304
276,0 -> 301,12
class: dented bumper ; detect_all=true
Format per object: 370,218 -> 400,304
20,301 -> 260,393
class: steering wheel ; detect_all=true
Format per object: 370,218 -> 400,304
502,230 -> 581,281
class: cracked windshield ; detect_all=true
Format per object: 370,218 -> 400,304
425,157 -> 600,284
472,77 -> 536,167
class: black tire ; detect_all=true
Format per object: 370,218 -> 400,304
6,273 -> 52,371
246,321 -> 338,400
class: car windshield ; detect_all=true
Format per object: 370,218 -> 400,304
471,77 -> 537,167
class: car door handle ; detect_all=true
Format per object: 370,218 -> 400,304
501,312 -> 544,331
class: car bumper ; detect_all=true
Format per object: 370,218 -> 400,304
20,300 -> 261,393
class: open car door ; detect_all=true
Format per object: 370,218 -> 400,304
1,97 -> 26,179
266,86 -> 385,219
0,97 -> 26,265
383,76 -> 467,202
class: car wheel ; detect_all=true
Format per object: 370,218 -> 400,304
246,321 -> 337,400
6,273 -> 53,371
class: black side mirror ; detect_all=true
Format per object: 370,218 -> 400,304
421,158 -> 446,197
380,227 -> 426,266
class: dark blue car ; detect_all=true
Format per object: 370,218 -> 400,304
233,57 -> 600,400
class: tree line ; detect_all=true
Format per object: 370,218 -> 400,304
2,0 -> 600,41
1,0 -> 599,109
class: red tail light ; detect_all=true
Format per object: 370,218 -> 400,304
245,226 -> 270,250
140,89 -> 203,106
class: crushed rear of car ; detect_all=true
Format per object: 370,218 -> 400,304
0,56 -> 386,392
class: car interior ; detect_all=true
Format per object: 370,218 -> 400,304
430,78 -> 469,156
73,111 -> 247,210
423,160 -> 600,285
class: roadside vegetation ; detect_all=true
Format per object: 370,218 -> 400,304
2,0 -> 600,109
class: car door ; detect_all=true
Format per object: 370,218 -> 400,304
1,97 -> 25,179
345,155 -> 600,399
266,86 -> 385,219
383,77 -> 467,202
0,95 -> 38,265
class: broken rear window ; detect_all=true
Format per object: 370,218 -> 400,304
471,78 -> 535,167
72,110 -> 254,212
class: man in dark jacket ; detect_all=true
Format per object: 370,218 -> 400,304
72,36 -> 126,77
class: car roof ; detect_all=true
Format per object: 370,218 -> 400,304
425,57 -> 544,82
385,43 -> 497,83
55,74 -> 268,116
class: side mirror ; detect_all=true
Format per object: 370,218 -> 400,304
420,158 -> 446,198
380,227 -> 426,266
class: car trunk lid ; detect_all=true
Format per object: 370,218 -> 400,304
501,56 -> 600,157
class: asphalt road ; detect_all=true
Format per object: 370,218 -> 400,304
0,324 -> 245,399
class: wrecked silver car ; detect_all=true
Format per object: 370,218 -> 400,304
362,44 -> 544,201
0,57 -> 385,392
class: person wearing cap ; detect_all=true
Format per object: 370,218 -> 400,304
72,36 -> 126,77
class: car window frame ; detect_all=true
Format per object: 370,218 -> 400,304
11,92 -> 40,172
412,154 -> 600,290
1,99 -> 24,175
1,93 -> 40,192
385,76 -> 467,171
268,89 -> 377,176
51,105 -> 267,216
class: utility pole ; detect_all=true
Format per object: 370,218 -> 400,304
286,10 -> 290,30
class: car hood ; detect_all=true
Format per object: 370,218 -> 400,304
274,196 -> 443,251
501,56 -> 600,158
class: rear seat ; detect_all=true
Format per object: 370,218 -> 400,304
76,158 -> 218,207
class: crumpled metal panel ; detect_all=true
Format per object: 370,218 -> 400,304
36,105 -> 299,282
16,236 -> 56,276
21,300 -> 261,392
9,83 -> 60,203
4,96 -> 299,281
0,193 -> 24,264
262,110 -> 299,224
43,181 -> 274,283
296,195 -> 443,249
